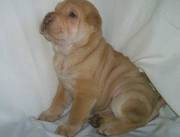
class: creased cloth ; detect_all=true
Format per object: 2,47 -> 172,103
0,107 -> 179,137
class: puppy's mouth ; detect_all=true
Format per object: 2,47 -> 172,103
41,12 -> 62,34
41,12 -> 54,34
40,12 -> 64,43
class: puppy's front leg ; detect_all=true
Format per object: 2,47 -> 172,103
56,79 -> 97,137
38,83 -> 67,122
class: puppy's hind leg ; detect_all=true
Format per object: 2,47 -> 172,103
94,94 -> 152,136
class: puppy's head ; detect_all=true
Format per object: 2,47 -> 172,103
41,0 -> 102,48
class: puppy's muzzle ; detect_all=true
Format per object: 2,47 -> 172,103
40,12 -> 56,34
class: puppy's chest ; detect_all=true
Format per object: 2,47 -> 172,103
54,54 -> 79,90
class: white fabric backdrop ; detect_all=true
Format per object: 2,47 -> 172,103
92,0 -> 180,115
0,0 -> 180,137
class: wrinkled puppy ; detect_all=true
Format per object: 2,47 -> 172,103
39,0 -> 163,136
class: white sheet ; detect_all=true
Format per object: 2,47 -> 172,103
92,0 -> 180,114
0,107 -> 179,137
0,0 -> 180,137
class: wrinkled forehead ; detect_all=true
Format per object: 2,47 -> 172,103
54,0 -> 93,16
55,1 -> 81,14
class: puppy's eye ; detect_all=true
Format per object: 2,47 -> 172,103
68,11 -> 77,18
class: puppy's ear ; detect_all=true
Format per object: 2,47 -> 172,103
86,10 -> 102,31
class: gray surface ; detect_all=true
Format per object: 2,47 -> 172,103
0,106 -> 179,137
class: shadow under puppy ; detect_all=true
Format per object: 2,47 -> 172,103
39,0 -> 163,136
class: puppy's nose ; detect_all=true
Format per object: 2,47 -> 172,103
41,12 -> 57,34
44,12 -> 56,25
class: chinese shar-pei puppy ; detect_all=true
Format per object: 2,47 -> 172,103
39,0 -> 163,136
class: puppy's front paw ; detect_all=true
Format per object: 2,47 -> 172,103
55,125 -> 80,137
38,110 -> 60,122
97,126 -> 113,136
